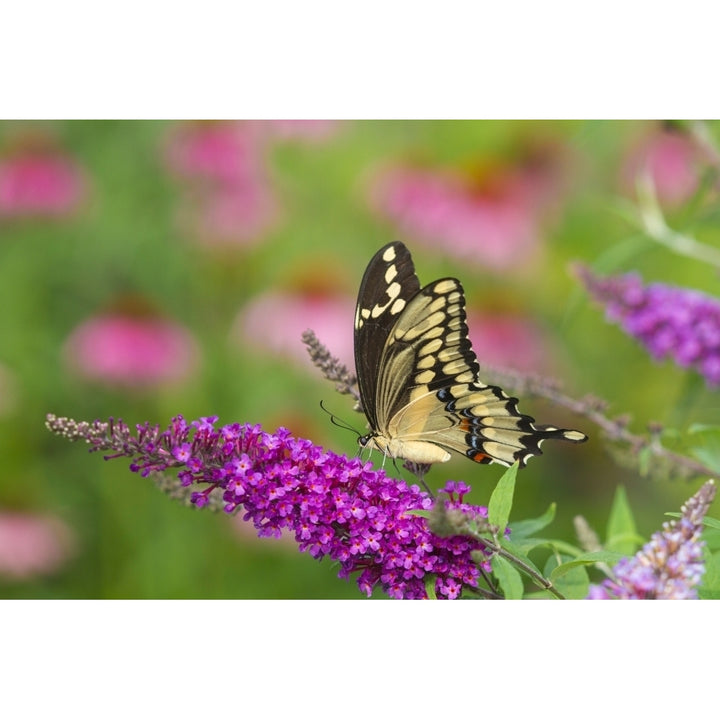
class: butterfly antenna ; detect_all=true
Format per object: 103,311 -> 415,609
319,400 -> 362,439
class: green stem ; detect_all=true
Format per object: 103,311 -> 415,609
635,171 -> 720,270
467,583 -> 503,600
497,544 -> 566,599
477,534 -> 566,600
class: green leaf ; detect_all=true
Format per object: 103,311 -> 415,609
424,574 -> 437,600
606,530 -> 645,552
510,536 -> 584,559
688,423 -> 720,434
544,554 -> 589,599
701,527 -> 720,552
689,447 -> 720,473
699,550 -> 720,600
605,485 -> 639,555
549,551 -> 625,580
487,462 -> 518,535
687,424 -> 720,472
555,566 -> 589,599
507,503 -> 556,539
498,537 -> 545,577
491,555 -> 524,599
405,509 -> 431,519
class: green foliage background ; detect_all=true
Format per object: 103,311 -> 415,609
1,119 -> 718,598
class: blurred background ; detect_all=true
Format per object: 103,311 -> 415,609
1,119 -> 718,598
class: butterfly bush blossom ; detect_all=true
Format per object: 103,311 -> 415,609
577,265 -> 720,387
45,414 -> 499,599
588,480 -> 716,599
64,311 -> 200,387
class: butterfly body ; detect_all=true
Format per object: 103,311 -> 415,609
354,241 -> 587,468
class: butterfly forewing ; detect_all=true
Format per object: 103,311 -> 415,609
354,242 -> 420,430
354,241 -> 587,467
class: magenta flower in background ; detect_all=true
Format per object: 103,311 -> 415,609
588,480 -> 716,599
164,121 -> 279,247
188,181 -> 279,247
0,511 -> 75,580
46,414 -> 497,599
234,290 -> 355,372
64,299 -> 200,387
621,127 -> 701,206
577,264 -> 720,387
0,150 -> 86,219
368,152 -> 565,271
164,121 -> 266,185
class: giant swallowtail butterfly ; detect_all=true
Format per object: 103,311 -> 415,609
354,241 -> 587,467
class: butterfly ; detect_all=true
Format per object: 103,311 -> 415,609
353,241 -> 587,467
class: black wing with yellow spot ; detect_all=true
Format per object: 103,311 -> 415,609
354,241 -> 420,432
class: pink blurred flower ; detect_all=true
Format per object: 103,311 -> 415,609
164,121 -> 279,246
368,157 -> 562,271
185,180 -> 279,247
234,290 -> 355,371
0,512 -> 75,580
165,121 -> 266,186
466,310 -> 554,375
64,299 -> 200,387
621,127 -> 701,206
0,151 -> 86,219
263,119 -> 341,143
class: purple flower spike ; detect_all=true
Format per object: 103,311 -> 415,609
576,265 -> 720,387
45,414 -> 499,599
588,480 -> 716,599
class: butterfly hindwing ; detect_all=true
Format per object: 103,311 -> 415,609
354,241 -> 587,467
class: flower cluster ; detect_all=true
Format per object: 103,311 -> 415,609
235,290 -> 355,374
588,479 -> 716,599
0,149 -> 86,219
45,414 -> 498,599
367,145 -> 567,273
63,299 -> 199,387
0,511 -> 75,580
621,126 -> 701,207
369,165 -> 541,271
577,265 -> 720,387
164,122 -> 278,246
